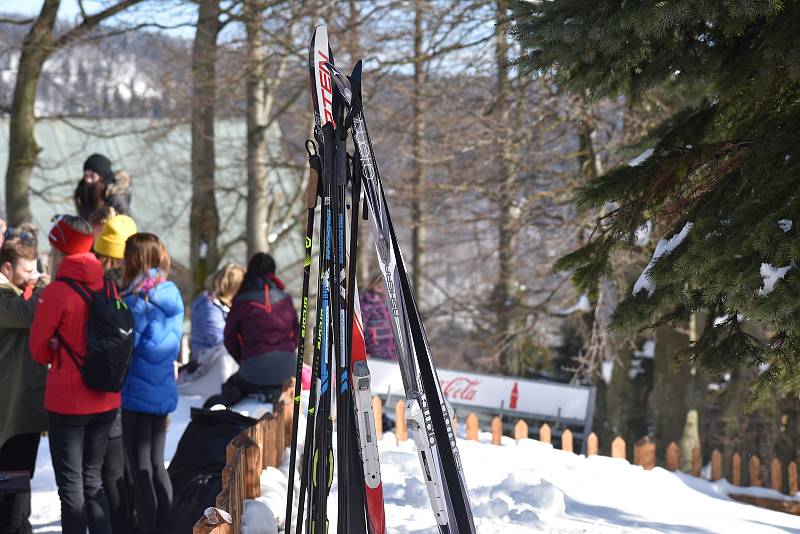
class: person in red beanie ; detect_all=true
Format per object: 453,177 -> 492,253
30,215 -> 119,534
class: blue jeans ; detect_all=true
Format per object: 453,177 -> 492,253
48,409 -> 116,534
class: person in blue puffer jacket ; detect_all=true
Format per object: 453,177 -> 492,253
120,233 -> 183,534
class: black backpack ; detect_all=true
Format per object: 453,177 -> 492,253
57,277 -> 135,392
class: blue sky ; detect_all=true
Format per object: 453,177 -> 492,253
4,0 -> 199,39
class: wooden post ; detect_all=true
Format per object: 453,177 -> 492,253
587,432 -> 598,456
193,507 -> 233,534
711,449 -> 722,481
539,423 -> 551,444
561,429 -> 573,453
633,437 -> 656,470
749,455 -> 762,487
771,458 -> 783,493
514,419 -> 528,442
611,437 -> 626,460
261,414 -> 277,470
732,452 -> 742,486
666,442 -> 680,472
789,462 -> 798,496
691,447 -> 701,477
466,413 -> 479,441
227,434 -> 261,500
395,400 -> 408,443
372,396 -> 383,441
274,401 -> 286,467
491,416 -> 502,445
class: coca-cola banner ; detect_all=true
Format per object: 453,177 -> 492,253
367,360 -> 593,423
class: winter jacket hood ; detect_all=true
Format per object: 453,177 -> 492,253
121,272 -> 183,415
29,252 -> 121,415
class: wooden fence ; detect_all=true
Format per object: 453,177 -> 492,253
192,395 -> 292,534
380,398 -> 800,516
193,393 -> 800,533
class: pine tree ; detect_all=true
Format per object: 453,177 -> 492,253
510,2 -> 800,401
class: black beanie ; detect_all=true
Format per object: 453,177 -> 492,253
83,153 -> 114,183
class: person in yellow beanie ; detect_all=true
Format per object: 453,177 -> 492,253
94,214 -> 137,288
92,212 -> 137,534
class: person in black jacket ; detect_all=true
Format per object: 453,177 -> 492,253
75,155 -> 132,221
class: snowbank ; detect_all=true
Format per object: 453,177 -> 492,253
31,395 -> 800,533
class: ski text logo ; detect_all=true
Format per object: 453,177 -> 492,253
317,50 -> 335,126
440,377 -> 479,401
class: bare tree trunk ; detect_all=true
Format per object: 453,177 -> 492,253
493,1 -> 518,375
410,0 -> 426,307
245,0 -> 269,258
190,0 -> 221,295
5,0 -> 59,225
4,0 -> 143,225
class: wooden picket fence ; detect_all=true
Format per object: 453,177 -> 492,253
379,398 -> 800,517
193,393 -> 800,533
192,395 -> 292,534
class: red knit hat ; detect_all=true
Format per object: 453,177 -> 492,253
49,217 -> 93,255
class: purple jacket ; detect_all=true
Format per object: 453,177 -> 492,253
224,275 -> 298,362
360,289 -> 397,361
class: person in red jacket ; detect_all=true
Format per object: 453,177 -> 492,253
30,215 -> 119,534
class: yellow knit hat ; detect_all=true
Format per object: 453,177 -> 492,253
94,214 -> 137,260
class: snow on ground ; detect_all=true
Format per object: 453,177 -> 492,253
244,428 -> 800,534
32,395 -> 800,533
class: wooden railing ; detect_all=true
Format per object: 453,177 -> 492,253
192,394 -> 291,534
194,392 -> 799,533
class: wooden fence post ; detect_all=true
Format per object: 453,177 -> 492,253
514,420 -> 528,442
666,442 -> 680,472
749,455 -> 762,487
227,434 -> 261,500
587,432 -> 598,456
539,423 -> 551,444
274,401 -> 286,467
771,458 -> 783,493
789,462 -> 798,496
633,437 -> 655,470
491,417 -> 502,445
466,413 -> 478,441
711,449 -> 722,481
395,400 -> 408,443
561,429 -> 573,453
193,507 -> 233,534
691,447 -> 701,477
732,452 -> 742,486
372,396 -> 383,440
611,437 -> 626,460
260,414 -> 277,470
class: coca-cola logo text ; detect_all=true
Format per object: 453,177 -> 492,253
440,376 -> 479,401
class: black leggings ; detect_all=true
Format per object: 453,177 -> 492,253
202,372 -> 281,409
101,435 -> 130,534
121,410 -> 172,534
48,409 -> 116,534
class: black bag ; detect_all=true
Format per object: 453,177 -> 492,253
57,277 -> 135,392
169,408 -> 257,533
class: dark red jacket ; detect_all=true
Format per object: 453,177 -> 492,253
224,276 -> 298,361
29,253 -> 121,415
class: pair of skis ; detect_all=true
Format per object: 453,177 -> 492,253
285,25 -> 476,534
